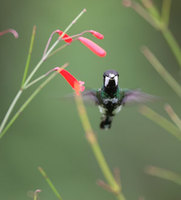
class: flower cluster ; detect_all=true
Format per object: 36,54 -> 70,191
55,29 -> 106,57
47,28 -> 106,94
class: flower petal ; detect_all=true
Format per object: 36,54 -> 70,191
78,37 -> 106,57
89,30 -> 104,39
54,68 -> 85,95
56,30 -> 72,43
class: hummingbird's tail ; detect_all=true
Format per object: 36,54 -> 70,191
100,115 -> 113,130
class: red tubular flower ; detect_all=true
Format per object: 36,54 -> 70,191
78,37 -> 106,57
54,67 -> 85,95
89,30 -> 104,39
56,30 -> 72,43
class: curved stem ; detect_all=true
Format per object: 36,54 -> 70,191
146,166 -> 181,186
161,28 -> 181,68
24,8 -> 86,87
139,105 -> 181,141
75,93 -> 126,200
142,46 -> 181,98
0,9 -> 86,137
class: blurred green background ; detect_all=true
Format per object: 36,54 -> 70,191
0,0 -> 181,200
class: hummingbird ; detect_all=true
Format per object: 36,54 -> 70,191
82,70 -> 155,130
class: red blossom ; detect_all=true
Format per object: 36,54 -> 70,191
89,30 -> 104,39
56,30 -> 73,43
54,67 -> 85,95
78,37 -> 106,57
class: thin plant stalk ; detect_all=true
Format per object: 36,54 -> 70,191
126,0 -> 181,68
75,93 -> 126,200
0,28 -> 19,38
161,29 -> 181,67
24,63 -> 68,89
38,167 -> 63,200
139,105 -> 181,141
161,0 -> 172,27
141,0 -> 181,68
24,8 -> 86,87
24,74 -> 48,89
0,71 -> 58,139
145,166 -> 181,186
33,190 -> 41,200
141,0 -> 161,27
0,90 -> 23,134
0,9 -> 86,137
21,25 -> 36,86
142,46 -> 181,98
47,43 -> 69,59
164,104 -> 181,130
131,1 -> 159,28
0,25 -> 37,134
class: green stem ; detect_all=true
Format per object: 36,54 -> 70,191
75,93 -> 125,200
47,43 -> 69,58
0,71 -> 58,139
21,26 -> 36,86
63,8 -> 86,36
24,63 -> 68,89
131,1 -> 181,68
142,46 -> 181,98
146,166 -> 181,186
0,90 -> 23,134
0,9 -> 86,137
141,0 -> 161,27
38,167 -> 63,200
161,0 -> 172,27
161,29 -> 181,68
33,190 -> 41,200
23,8 -> 86,87
164,104 -> 181,130
0,27 -> 37,135
140,105 -> 181,141
131,1 -> 159,29
24,74 -> 47,89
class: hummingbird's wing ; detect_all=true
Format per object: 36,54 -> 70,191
81,89 -> 100,105
60,89 -> 100,106
121,89 -> 157,105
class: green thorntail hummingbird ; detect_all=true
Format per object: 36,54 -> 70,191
82,70 -> 155,130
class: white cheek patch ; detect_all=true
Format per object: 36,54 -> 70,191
105,77 -> 110,87
114,76 -> 118,86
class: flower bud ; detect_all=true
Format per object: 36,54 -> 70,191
78,37 -> 106,57
89,30 -> 104,39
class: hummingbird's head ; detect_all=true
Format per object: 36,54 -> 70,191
103,70 -> 119,88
